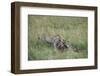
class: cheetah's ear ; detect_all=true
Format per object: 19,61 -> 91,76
55,34 -> 61,38
64,44 -> 68,48
62,39 -> 66,43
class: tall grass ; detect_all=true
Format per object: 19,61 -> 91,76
28,15 -> 88,60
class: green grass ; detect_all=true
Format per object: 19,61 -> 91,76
28,15 -> 88,60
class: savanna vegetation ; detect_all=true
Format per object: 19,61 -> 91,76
28,15 -> 88,60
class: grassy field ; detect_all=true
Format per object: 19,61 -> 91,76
28,15 -> 88,60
